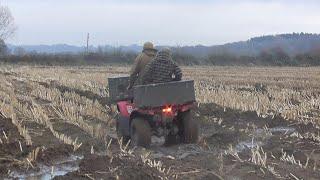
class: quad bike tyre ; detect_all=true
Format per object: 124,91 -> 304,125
165,134 -> 179,146
180,110 -> 199,143
116,120 -> 130,144
130,117 -> 151,148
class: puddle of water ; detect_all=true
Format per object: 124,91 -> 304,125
269,127 -> 295,134
236,140 -> 264,152
236,126 -> 296,152
9,155 -> 83,180
152,136 -> 165,146
151,143 -> 205,160
140,126 -> 297,159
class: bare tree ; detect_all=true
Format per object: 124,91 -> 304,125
0,5 -> 16,40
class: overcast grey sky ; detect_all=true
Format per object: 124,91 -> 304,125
2,0 -> 320,46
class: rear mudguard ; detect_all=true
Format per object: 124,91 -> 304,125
117,101 -> 133,118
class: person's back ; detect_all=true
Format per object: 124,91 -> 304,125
140,48 -> 182,85
128,42 -> 157,89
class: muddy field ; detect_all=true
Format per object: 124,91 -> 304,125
1,66 -> 320,179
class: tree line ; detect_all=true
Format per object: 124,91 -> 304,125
1,45 -> 319,66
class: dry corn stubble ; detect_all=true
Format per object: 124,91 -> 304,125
1,66 -> 320,179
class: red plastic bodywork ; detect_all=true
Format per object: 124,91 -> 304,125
117,101 -> 134,118
117,101 -> 195,118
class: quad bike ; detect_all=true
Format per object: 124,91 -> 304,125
108,77 -> 199,148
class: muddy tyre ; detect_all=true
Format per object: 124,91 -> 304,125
130,118 -> 151,148
165,134 -> 178,146
180,110 -> 199,143
116,121 -> 130,144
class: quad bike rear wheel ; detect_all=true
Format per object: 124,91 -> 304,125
116,120 -> 130,144
180,110 -> 199,143
165,134 -> 179,146
130,117 -> 151,148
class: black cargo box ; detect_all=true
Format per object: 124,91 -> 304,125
108,76 -> 131,102
133,80 -> 195,108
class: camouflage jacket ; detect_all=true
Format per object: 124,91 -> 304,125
128,49 -> 157,88
140,52 -> 182,85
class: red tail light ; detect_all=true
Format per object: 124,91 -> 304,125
162,107 -> 172,113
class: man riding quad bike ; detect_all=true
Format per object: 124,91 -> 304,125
127,42 -> 157,89
108,49 -> 199,148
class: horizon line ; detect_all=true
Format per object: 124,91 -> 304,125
7,32 -> 319,47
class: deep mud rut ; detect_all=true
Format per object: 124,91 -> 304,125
50,103 -> 320,180
1,71 -> 320,179
51,102 -> 320,180
0,114 -> 32,176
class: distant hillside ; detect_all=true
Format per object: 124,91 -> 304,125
8,44 -> 142,55
8,33 -> 320,56
174,33 -> 320,57
222,33 -> 320,56
7,44 -> 86,54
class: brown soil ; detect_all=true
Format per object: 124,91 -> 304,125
2,98 -> 320,179
37,144 -> 74,165
51,103 -> 320,180
0,115 -> 32,176
2,72 -> 320,179
52,119 -> 106,153
37,80 -> 110,106
54,154 -> 168,180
